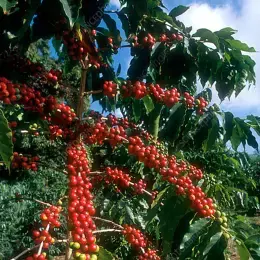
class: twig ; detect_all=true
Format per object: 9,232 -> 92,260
37,224 -> 50,256
129,181 -> 153,197
92,217 -> 124,230
93,229 -> 122,234
104,10 -> 119,14
10,239 -> 68,260
120,44 -> 132,48
76,57 -> 89,119
10,244 -> 40,260
33,198 -> 52,207
84,90 -> 103,96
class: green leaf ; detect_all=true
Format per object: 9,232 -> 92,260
214,27 -> 237,39
151,186 -> 170,208
116,64 -> 121,76
132,99 -> 141,122
0,0 -> 17,12
203,232 -> 223,255
235,118 -> 258,151
0,108 -> 13,170
159,195 -> 188,255
98,246 -> 114,260
202,115 -> 219,151
193,28 -> 220,49
224,112 -> 234,143
125,205 -> 135,223
103,14 -> 121,46
142,95 -> 154,114
117,8 -> 129,37
169,5 -> 189,18
226,39 -> 256,52
160,103 -> 186,145
180,218 -> 211,259
58,0 -> 81,28
247,115 -> 260,136
236,240 -> 252,260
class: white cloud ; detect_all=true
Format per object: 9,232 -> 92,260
178,0 -> 260,116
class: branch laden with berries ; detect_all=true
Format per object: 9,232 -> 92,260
0,0 -> 259,260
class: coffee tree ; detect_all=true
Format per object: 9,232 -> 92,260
1,0 -> 260,259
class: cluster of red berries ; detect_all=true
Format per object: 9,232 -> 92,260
11,152 -> 39,171
46,69 -> 61,84
133,179 -> 147,194
25,253 -> 47,260
126,136 -> 215,217
32,229 -> 55,247
49,125 -> 63,139
159,33 -> 183,43
26,205 -> 61,260
132,81 -> 147,99
143,34 -> 156,49
128,33 -> 183,49
103,81 -> 117,98
122,225 -> 147,250
108,126 -> 127,147
149,84 -> 164,102
63,30 -> 88,60
119,81 -> 208,113
83,121 -> 108,145
104,167 -> 131,188
184,92 -> 195,108
121,81 -> 147,99
139,249 -> 160,260
128,137 -> 167,169
0,77 -> 45,112
196,96 -> 208,115
188,165 -> 204,180
51,102 -> 77,126
39,205 -> 62,229
67,143 -> 99,260
163,88 -> 181,107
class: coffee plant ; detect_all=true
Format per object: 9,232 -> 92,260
0,0 -> 260,259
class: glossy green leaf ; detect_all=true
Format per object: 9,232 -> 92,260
142,95 -> 154,114
214,27 -> 237,39
236,240 -> 252,260
132,99 -> 141,122
247,115 -> 260,136
58,0 -> 81,28
160,103 -> 186,144
169,5 -> 189,18
151,186 -> 170,208
193,28 -> 220,49
0,0 -> 17,12
0,108 -> 13,170
224,112 -> 234,143
202,115 -> 219,151
159,195 -> 188,255
103,14 -> 121,46
226,39 -> 256,52
98,246 -> 114,260
117,8 -> 129,37
179,218 -> 211,259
